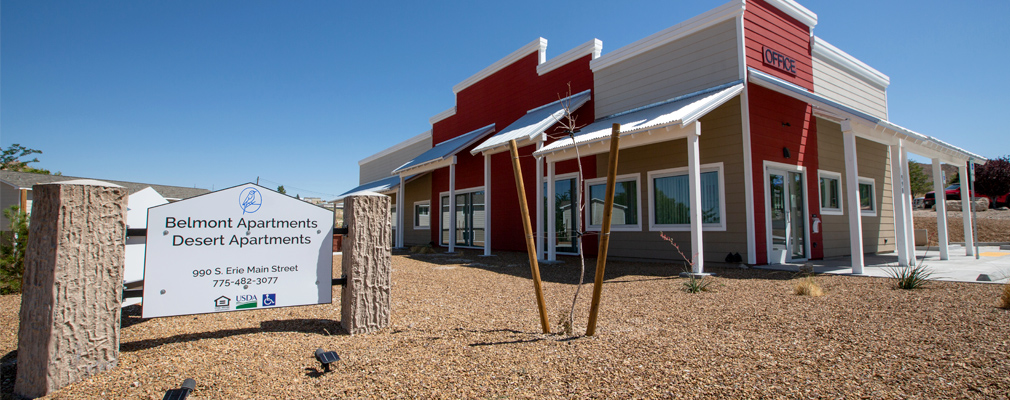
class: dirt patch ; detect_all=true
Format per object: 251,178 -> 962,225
2,252 -> 1009,399
914,207 -> 1010,243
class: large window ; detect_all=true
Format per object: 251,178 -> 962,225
647,163 -> 725,231
818,170 -> 843,215
413,201 -> 430,229
858,177 -> 876,216
584,174 -> 641,231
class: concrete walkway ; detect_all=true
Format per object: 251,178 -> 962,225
754,245 -> 1010,284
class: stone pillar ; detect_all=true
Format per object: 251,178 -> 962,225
340,194 -> 391,335
15,180 -> 127,398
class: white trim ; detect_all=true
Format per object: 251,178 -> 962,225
762,161 -> 812,264
537,39 -> 602,76
583,173 -> 642,232
811,37 -> 889,89
857,177 -> 877,216
737,14 -> 757,265
646,162 -> 726,232
453,37 -> 547,94
590,0 -> 744,72
763,0 -> 818,28
358,131 -> 431,166
429,107 -> 456,125
483,153 -> 491,256
816,169 -> 844,216
413,200 -> 431,230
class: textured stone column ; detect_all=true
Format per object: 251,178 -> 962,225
341,194 -> 391,335
15,180 -> 127,398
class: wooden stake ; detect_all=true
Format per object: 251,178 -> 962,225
509,140 -> 551,334
586,123 -> 621,336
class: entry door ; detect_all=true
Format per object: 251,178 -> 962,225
768,169 -> 807,263
544,178 -> 578,253
450,191 -> 485,247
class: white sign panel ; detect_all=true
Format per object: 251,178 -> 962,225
142,183 -> 334,318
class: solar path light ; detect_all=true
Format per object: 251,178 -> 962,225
162,378 -> 196,400
315,348 -> 340,372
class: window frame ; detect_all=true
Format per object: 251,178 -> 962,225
646,162 -> 726,232
817,170 -> 844,216
438,186 -> 485,247
413,200 -> 430,229
858,177 -> 876,216
583,173 -> 642,232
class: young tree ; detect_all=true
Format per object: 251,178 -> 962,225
277,185 -> 287,195
908,161 -> 931,197
0,206 -> 29,294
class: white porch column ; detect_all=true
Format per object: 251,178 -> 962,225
547,159 -> 556,261
932,158 -> 949,260
483,153 -> 491,256
901,148 -> 916,263
841,124 -> 865,274
448,157 -> 457,254
959,163 -> 975,256
396,174 -> 405,248
687,122 -> 704,273
536,144 -> 544,260
889,143 -> 910,267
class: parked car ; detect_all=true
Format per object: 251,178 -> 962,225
923,183 -> 993,209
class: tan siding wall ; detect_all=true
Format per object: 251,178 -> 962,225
359,138 -> 431,185
593,20 -> 740,118
595,97 -> 747,262
403,174 -> 433,246
816,118 -> 895,257
813,56 -> 888,120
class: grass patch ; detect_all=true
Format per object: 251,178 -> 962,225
886,264 -> 934,290
793,276 -> 823,297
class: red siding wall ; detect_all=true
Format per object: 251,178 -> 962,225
428,50 -> 596,251
749,84 -> 822,264
744,0 -> 813,90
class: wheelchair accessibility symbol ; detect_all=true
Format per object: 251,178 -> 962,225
262,293 -> 276,307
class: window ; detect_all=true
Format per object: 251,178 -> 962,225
585,174 -> 641,231
647,163 -> 725,231
858,177 -> 876,216
818,170 -> 843,215
413,201 -> 430,229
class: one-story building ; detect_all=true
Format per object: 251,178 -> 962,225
338,0 -> 985,273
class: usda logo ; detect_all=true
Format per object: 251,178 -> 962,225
236,294 -> 258,309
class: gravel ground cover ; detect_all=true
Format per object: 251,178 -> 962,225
914,207 -> 1010,244
2,251 -> 1009,399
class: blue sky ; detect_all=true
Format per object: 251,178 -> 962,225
3,0 -> 1007,199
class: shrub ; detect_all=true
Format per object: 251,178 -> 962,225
793,276 -> 823,297
0,206 -> 29,294
682,273 -> 712,293
886,264 -> 934,290
974,155 -> 1010,199
998,283 -> 1010,310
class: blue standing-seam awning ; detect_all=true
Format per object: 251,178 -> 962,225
392,124 -> 496,175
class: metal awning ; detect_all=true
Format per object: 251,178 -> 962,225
747,68 -> 985,163
334,176 -> 402,201
392,124 -> 496,175
470,90 -> 592,155
534,82 -> 743,158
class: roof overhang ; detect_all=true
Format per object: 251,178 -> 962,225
533,82 -> 744,162
471,90 -> 592,156
392,124 -> 496,176
748,68 -> 985,164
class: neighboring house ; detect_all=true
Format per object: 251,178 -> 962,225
336,0 -> 985,272
0,170 -> 209,229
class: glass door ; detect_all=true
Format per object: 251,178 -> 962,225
768,169 -> 807,263
544,178 -> 578,253
444,191 -> 485,247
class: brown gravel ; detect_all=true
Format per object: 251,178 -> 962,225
915,207 -> 1010,244
3,251 -> 1009,399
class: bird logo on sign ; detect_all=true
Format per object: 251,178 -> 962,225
239,187 -> 263,214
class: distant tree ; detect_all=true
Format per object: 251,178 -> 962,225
277,185 -> 287,195
0,206 -> 29,294
908,161 -> 930,197
1,144 -> 51,174
975,156 -> 1010,198
296,194 -> 301,200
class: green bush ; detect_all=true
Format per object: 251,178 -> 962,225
886,263 -> 933,290
682,273 -> 712,293
0,206 -> 29,294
